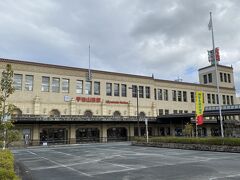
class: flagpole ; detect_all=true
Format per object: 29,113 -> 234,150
209,12 -> 224,138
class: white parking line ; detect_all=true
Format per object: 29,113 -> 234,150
26,150 -> 92,177
209,173 -> 240,180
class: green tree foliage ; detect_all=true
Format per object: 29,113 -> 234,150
183,122 -> 193,137
0,64 -> 21,149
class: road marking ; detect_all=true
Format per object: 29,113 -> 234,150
26,150 -> 92,177
209,173 -> 240,180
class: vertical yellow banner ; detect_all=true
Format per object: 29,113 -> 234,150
195,91 -> 204,125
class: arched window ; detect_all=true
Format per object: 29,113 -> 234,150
84,110 -> 93,118
139,112 -> 146,119
12,108 -> 22,116
49,109 -> 60,117
113,111 -> 121,118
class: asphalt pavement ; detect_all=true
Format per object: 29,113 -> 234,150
12,142 -> 240,180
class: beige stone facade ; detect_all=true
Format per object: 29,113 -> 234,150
0,58 -> 238,145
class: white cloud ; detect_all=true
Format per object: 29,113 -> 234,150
0,0 -> 239,96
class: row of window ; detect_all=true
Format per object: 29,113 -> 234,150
106,83 -> 127,97
207,93 -> 234,105
220,72 -> 231,83
203,73 -> 213,84
13,74 -> 235,104
154,89 -> 188,102
132,85 -> 151,98
14,74 -> 34,91
154,89 -> 168,101
158,109 -> 193,115
203,72 -> 231,84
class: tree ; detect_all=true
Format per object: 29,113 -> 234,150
183,122 -> 193,137
0,64 -> 21,149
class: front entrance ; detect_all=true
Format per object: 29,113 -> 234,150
107,127 -> 127,141
76,128 -> 100,143
40,128 -> 68,145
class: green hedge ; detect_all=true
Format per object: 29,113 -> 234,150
134,136 -> 240,146
0,150 -> 19,180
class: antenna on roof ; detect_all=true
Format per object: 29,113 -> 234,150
87,44 -> 92,81
175,76 -> 183,82
152,73 -> 154,79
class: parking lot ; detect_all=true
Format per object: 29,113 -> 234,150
13,142 -> 240,180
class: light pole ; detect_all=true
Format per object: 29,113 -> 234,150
129,86 -> 140,137
145,118 -> 148,143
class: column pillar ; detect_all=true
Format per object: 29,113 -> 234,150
33,96 -> 40,115
32,124 -> 40,145
152,102 -> 157,117
69,124 -> 76,144
100,124 -> 107,142
128,101 -> 134,116
128,124 -> 135,140
101,101 -> 107,116
70,98 -> 76,115
206,126 -> 212,137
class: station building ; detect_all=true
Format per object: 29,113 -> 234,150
0,58 -> 239,145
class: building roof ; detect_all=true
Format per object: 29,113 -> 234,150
0,58 -> 235,91
198,64 -> 233,71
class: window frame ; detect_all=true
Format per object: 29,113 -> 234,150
25,75 -> 33,91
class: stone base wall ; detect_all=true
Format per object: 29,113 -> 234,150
132,142 -> 240,153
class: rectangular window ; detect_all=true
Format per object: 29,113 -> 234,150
230,96 -> 234,105
191,92 -> 195,102
216,94 -> 219,104
203,75 -> 207,84
139,86 -> 144,98
106,83 -> 112,96
228,74 -> 231,83
220,72 -> 223,82
25,75 -> 33,91
226,95 -> 230,105
173,110 -> 178,114
165,109 -> 169,115
222,95 -> 226,104
183,91 -> 187,102
207,93 -> 211,104
172,90 -> 177,101
157,89 -> 162,100
145,86 -> 150,98
121,84 -> 127,97
132,85 -> 137,98
154,88 -> 157,100
85,81 -> 92,95
163,89 -> 168,101
179,110 -> 183,114
224,73 -> 227,82
76,80 -> 83,94
41,76 -> 50,92
62,79 -> 69,93
159,109 -> 163,115
14,74 -> 22,90
208,73 -> 212,83
94,81 -> 100,95
212,94 -> 216,104
177,91 -> 182,101
114,83 -> 120,96
52,77 -> 60,93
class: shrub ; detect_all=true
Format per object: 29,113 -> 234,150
0,150 -> 19,180
135,136 -> 240,146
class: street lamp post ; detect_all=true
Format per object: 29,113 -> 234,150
129,86 -> 140,137
136,86 -> 140,137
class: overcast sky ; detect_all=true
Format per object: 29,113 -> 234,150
0,0 -> 239,96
